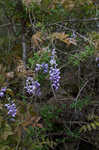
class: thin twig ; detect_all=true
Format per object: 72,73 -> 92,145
75,80 -> 89,102
66,121 -> 87,125
47,18 -> 99,27
51,86 -> 57,100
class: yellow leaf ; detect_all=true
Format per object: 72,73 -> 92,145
94,121 -> 99,127
87,124 -> 91,131
94,115 -> 99,120
80,125 -> 87,133
6,88 -> 14,96
90,122 -> 96,130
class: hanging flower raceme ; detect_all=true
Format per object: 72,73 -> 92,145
49,49 -> 60,90
5,102 -> 17,117
25,77 -> 41,96
49,67 -> 60,90
0,87 -> 7,98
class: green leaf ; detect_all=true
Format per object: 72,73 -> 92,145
1,124 -> 13,140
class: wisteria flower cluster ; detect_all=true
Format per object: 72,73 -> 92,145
5,102 -> 17,117
25,49 -> 60,96
25,77 -> 41,96
0,87 -> 7,98
49,49 -> 60,90
35,63 -> 48,73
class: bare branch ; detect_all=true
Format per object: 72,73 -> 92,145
22,33 -> 27,67
47,18 -> 99,26
75,80 -> 89,102
0,23 -> 11,28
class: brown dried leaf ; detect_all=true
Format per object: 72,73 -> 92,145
52,32 -> 68,39
22,120 -> 32,127
16,59 -> 27,78
67,38 -> 77,46
63,1 -> 75,10
22,116 -> 42,128
36,123 -> 43,128
31,32 -> 43,49
35,116 -> 41,123
52,32 -> 77,46
17,127 -> 22,138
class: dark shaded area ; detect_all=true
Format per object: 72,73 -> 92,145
78,140 -> 98,150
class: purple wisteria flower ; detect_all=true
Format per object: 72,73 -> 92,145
1,87 -> 7,92
96,57 -> 99,62
41,63 -> 48,73
52,48 -> 56,56
34,81 -> 41,96
50,58 -> 57,66
35,63 -> 48,73
25,77 -> 35,94
0,87 -> 7,98
35,64 -> 41,71
49,67 -> 60,90
0,92 -> 4,97
5,102 -> 17,117
25,77 -> 41,96
49,49 -> 60,90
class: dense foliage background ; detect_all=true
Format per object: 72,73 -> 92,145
0,0 -> 99,149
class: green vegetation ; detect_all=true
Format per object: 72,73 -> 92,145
0,0 -> 99,149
